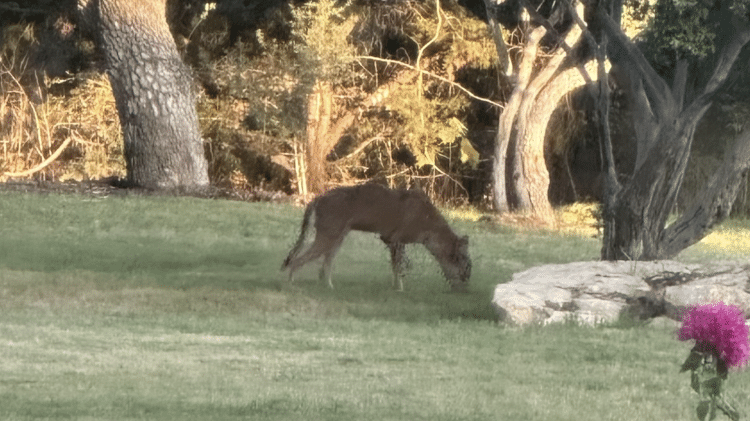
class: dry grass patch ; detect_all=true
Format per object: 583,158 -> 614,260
557,202 -> 602,238
0,22 -> 124,182
696,221 -> 750,255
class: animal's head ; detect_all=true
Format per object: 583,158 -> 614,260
441,235 -> 471,292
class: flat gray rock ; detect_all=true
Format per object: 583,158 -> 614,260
491,261 -> 750,325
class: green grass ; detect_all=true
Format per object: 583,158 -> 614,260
0,191 -> 748,420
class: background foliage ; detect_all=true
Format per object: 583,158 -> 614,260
1,0 -> 750,213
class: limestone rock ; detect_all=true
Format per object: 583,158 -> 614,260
491,261 -> 750,326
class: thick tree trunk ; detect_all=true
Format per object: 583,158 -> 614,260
601,115 -> 705,260
94,0 -> 208,189
512,59 -> 597,223
597,7 -> 750,260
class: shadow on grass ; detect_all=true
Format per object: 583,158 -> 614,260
1,393 -> 396,421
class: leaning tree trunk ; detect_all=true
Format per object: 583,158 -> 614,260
660,129 -> 750,255
93,0 -> 209,189
596,8 -> 750,260
482,0 -> 522,213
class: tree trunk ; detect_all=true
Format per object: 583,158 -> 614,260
512,59 -> 597,223
481,0 -> 512,77
492,16 -> 593,223
601,115 -> 706,260
305,81 -> 334,194
491,26 -> 546,213
597,7 -> 750,260
94,0 -> 208,189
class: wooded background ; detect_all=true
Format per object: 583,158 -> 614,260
1,0 -> 749,216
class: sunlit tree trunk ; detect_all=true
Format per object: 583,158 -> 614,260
305,81 -> 334,194
490,10 -> 594,223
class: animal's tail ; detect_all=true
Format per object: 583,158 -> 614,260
281,202 -> 316,270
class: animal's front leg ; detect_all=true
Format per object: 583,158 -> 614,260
320,254 -> 334,289
388,242 -> 406,291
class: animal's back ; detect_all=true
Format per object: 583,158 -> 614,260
312,184 -> 395,233
314,184 -> 448,243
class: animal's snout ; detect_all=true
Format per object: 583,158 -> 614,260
463,263 -> 471,282
449,259 -> 471,292
450,280 -> 469,293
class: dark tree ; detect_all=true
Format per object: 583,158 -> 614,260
80,0 -> 209,189
594,0 -> 750,259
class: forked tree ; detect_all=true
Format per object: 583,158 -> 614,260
486,0 -> 750,258
483,0 -> 599,223
592,0 -> 750,259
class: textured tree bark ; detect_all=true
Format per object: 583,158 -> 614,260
94,0 -> 208,189
601,116 -> 705,260
597,8 -> 750,260
513,61 -> 597,222
492,26 -> 545,213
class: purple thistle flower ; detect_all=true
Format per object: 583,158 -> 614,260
678,302 -> 750,369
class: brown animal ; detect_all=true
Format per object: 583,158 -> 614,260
281,184 -> 471,291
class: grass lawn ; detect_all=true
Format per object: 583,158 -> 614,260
0,191 -> 747,420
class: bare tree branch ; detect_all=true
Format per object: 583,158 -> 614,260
595,7 -> 672,115
671,59 -> 688,110
481,0 -> 512,75
520,0 -> 594,85
3,137 -> 74,178
694,22 -> 750,105
354,56 -> 503,109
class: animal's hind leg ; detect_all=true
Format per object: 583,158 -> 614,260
284,238 -> 331,284
386,242 -> 406,291
319,234 -> 345,289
